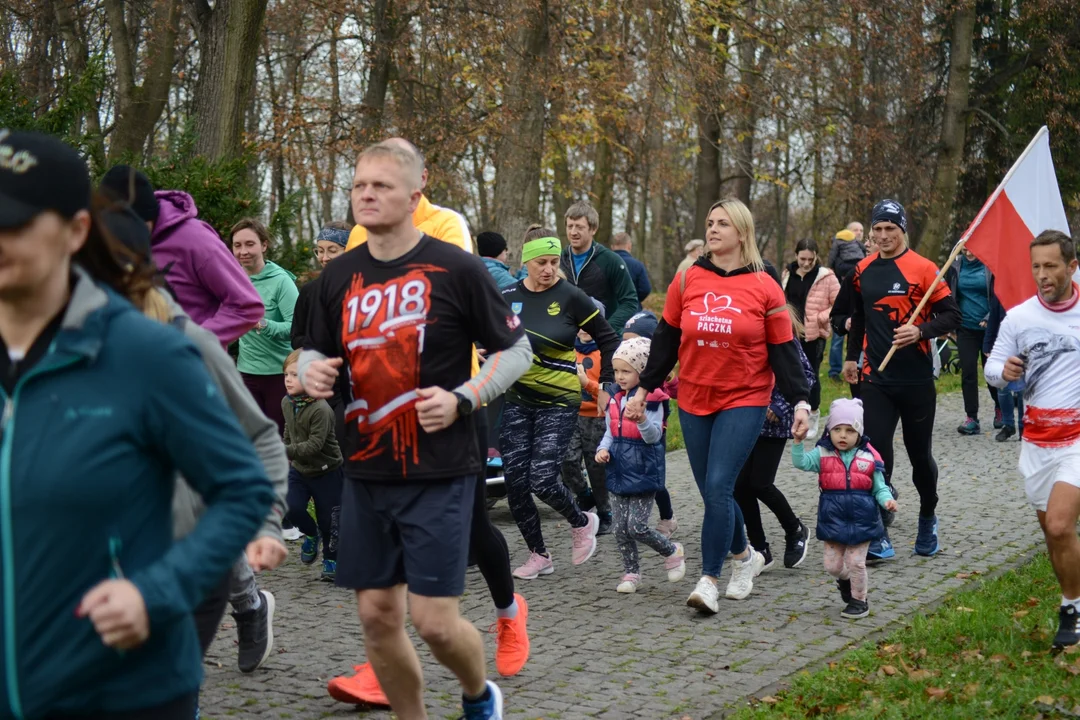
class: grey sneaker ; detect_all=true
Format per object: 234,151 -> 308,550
234,590 -> 275,673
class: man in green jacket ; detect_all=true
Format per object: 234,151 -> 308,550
559,201 -> 640,335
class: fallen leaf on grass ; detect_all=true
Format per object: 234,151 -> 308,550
1063,665 -> 1080,676
880,643 -> 903,656
926,687 -> 948,701
1014,610 -> 1030,619
1027,597 -> 1041,607
962,683 -> 980,697
879,665 -> 898,676
1065,644 -> 1080,656
917,648 -> 928,659
1034,696 -> 1057,706
956,606 -> 975,612
990,654 -> 1009,663
760,696 -> 779,705
955,571 -> 980,579
1022,650 -> 1033,659
961,650 -> 984,662
834,704 -> 850,714
907,669 -> 934,681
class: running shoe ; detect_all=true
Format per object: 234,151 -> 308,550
617,573 -> 642,593
665,542 -> 686,582
957,417 -> 980,435
597,511 -> 613,536
783,521 -> 810,568
234,590 -> 275,673
866,534 -> 896,566
725,548 -> 764,600
570,512 -> 600,565
327,663 -> 390,706
993,407 -> 1004,429
837,578 -> 852,604
656,516 -> 678,539
300,534 -> 319,565
321,558 -> 337,581
914,515 -> 940,557
513,552 -> 554,580
462,680 -> 504,720
494,594 -> 530,677
687,576 -> 720,614
996,425 -> 1016,442
841,598 -> 870,619
758,545 -> 775,572
282,526 -> 302,541
1053,605 -> 1080,651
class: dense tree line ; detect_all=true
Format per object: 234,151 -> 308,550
3,0 -> 1078,280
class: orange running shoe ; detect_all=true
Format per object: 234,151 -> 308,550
326,662 -> 390,707
494,593 -> 530,677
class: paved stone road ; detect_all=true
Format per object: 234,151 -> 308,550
202,392 -> 1042,719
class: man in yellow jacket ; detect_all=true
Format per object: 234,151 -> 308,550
345,137 -> 473,253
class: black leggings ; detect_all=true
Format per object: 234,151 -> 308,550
733,437 -> 801,551
471,409 -> 515,609
956,327 -> 998,420
861,380 -> 939,517
655,488 -> 674,521
285,467 -> 343,561
800,338 -> 826,411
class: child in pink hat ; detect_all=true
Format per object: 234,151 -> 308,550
791,398 -> 899,619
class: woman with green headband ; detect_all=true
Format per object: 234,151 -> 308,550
500,225 -> 621,579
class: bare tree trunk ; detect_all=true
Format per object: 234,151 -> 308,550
492,0 -> 551,264
185,0 -> 269,160
918,2 -> 976,263
730,0 -> 759,206
551,133 -> 571,240
591,136 -> 614,246
105,0 -> 180,161
359,0 -> 398,142
53,0 -> 105,166
694,109 -> 722,238
644,122 -> 666,286
323,14 -> 343,224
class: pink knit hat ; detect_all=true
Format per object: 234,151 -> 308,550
826,398 -> 864,435
613,337 -> 651,374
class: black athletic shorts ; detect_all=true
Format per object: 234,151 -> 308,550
336,475 -> 477,597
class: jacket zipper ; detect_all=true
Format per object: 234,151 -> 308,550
1,356 -> 79,720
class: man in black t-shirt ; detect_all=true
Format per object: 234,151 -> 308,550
300,142 -> 530,720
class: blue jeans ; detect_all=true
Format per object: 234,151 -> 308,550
999,390 -> 1024,429
828,335 -> 845,377
679,406 -> 768,577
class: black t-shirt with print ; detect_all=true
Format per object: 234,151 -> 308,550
307,234 -> 524,482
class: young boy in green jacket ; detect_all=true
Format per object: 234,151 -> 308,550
283,349 -> 344,580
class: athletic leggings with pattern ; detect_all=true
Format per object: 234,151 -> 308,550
823,541 -> 870,601
611,492 -> 676,575
501,402 -> 588,556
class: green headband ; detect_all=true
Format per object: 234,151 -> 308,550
521,236 -> 562,263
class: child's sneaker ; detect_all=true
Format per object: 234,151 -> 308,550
616,573 -> 641,593
758,545 -> 775,572
513,552 -> 554,580
320,559 -> 336,582
841,598 -> 870,619
462,680 -> 504,720
656,516 -> 678,538
597,511 -> 613,536
665,543 -> 686,582
300,534 -> 319,565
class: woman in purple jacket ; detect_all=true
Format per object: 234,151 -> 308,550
101,165 -> 264,346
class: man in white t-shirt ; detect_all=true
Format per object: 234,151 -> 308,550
985,229 -> 1080,651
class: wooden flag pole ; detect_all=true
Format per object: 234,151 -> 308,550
877,237 -> 968,372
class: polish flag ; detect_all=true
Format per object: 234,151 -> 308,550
962,127 -> 1075,310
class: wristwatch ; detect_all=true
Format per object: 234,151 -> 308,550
794,401 -> 812,414
453,391 -> 474,417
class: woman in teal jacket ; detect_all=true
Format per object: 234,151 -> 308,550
231,217 -> 299,433
0,130 -> 273,719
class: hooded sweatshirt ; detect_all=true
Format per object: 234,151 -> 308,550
150,191 -> 264,346
237,261 -> 299,376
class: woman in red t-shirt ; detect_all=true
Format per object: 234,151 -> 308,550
628,197 -> 810,614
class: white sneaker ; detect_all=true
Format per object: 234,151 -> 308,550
725,548 -> 764,600
616,573 -> 641,593
687,576 -> 720,614
282,527 -> 302,541
808,410 -> 821,439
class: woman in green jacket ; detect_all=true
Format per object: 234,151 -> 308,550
231,218 -> 300,433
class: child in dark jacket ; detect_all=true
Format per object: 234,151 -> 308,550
792,398 -> 898,619
282,349 -> 344,581
596,337 -> 686,593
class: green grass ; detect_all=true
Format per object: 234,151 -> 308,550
730,553 -> 1080,719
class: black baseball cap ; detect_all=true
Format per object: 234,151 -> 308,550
0,129 -> 91,230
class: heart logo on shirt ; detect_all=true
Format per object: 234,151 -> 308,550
691,292 -> 743,316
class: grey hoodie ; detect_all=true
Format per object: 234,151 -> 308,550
167,294 -> 288,542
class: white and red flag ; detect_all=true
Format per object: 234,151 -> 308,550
962,126 -> 1075,310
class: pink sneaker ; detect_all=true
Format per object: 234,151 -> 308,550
513,552 -> 554,580
665,542 -> 686,582
656,517 -> 678,538
571,512 -> 600,565
617,573 -> 641,593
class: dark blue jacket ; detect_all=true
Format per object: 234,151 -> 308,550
0,270 -> 273,719
613,249 -> 651,306
813,436 -> 886,546
602,388 -> 668,495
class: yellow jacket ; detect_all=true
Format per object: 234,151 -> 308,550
346,195 -> 473,253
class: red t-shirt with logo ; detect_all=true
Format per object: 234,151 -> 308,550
663,265 -> 792,416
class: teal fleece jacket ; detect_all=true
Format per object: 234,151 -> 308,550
0,269 -> 273,719
237,261 -> 299,375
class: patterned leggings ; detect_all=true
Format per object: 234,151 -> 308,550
823,541 -> 870,601
611,492 -> 676,575
501,402 -> 588,556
